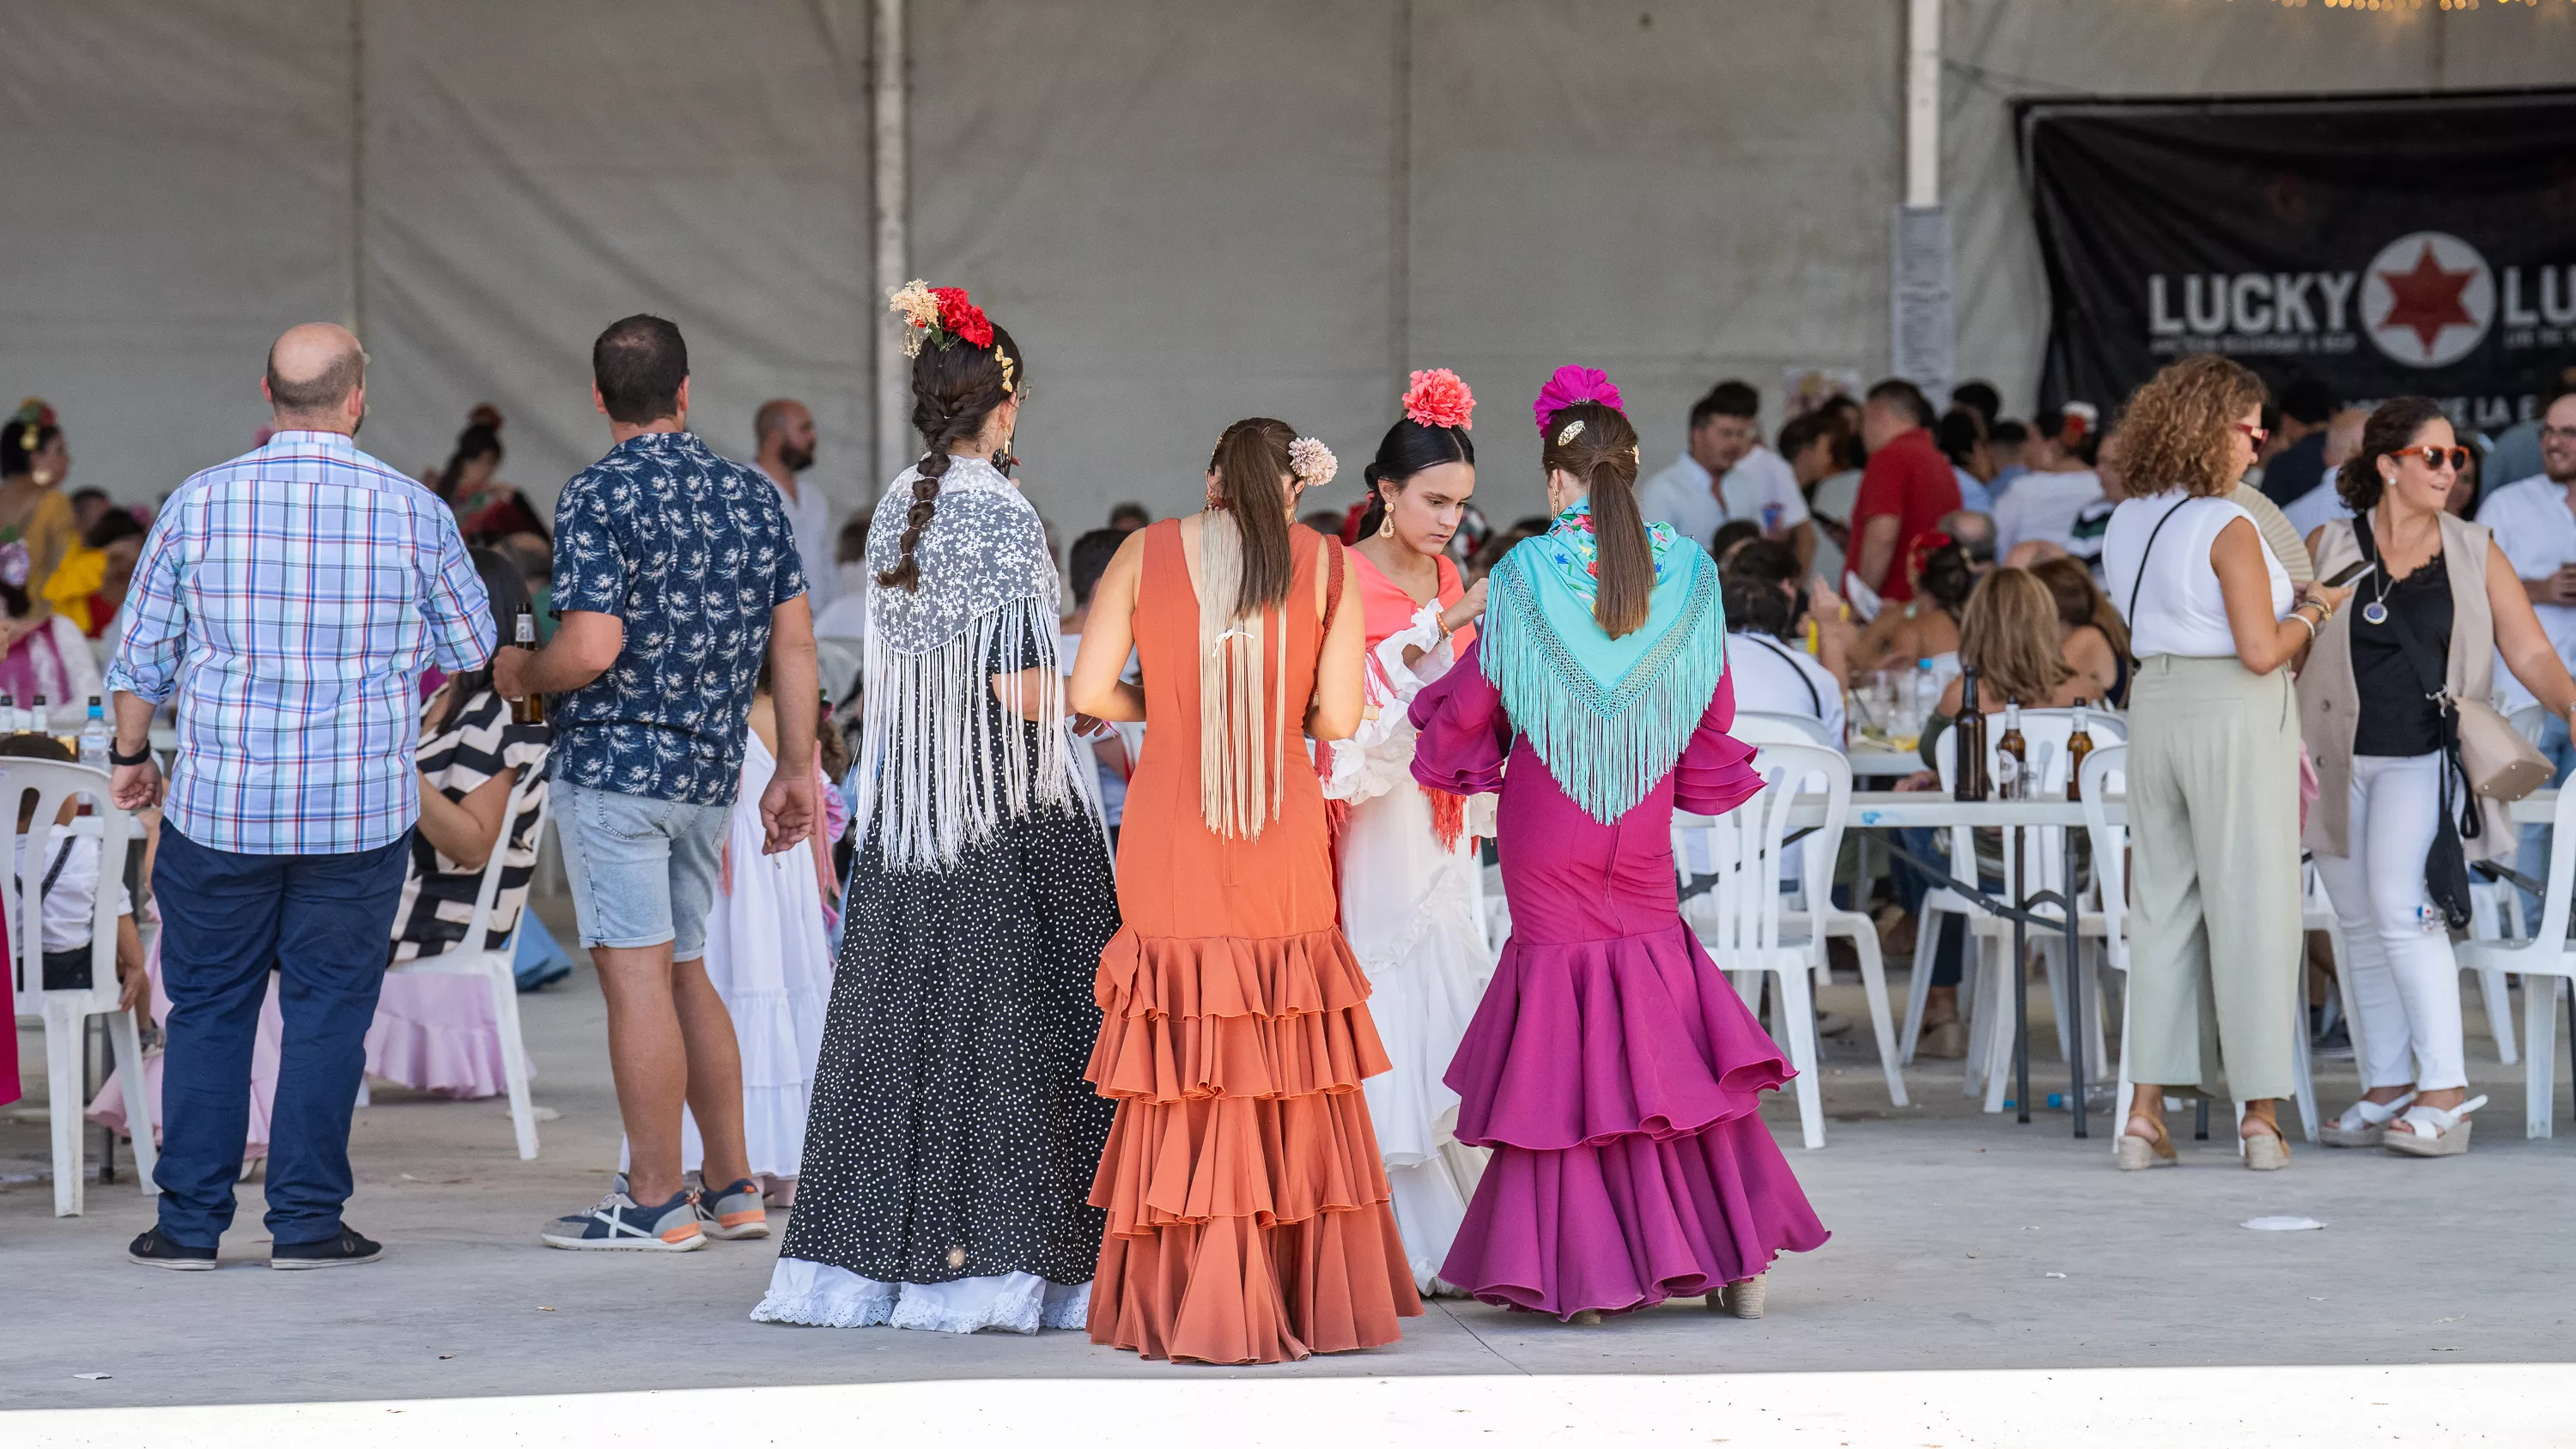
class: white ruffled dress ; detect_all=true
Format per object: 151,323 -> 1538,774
1322,597 -> 1498,1297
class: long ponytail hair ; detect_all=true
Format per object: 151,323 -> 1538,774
1540,400 -> 1651,637
1204,417 -> 1296,620
878,323 -> 1021,592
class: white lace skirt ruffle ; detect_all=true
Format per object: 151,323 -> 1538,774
752,1257 -> 1090,1334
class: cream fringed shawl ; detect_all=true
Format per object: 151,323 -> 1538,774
1194,508 -> 1291,840
854,457 -> 1083,871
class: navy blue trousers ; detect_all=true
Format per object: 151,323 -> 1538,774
151,826 -> 411,1248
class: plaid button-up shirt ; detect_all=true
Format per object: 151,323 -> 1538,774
105,430 -> 495,856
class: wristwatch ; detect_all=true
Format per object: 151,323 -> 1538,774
107,739 -> 154,769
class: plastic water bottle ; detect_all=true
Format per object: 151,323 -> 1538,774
29,694 -> 49,734
0,692 -> 19,733
78,696 -> 110,773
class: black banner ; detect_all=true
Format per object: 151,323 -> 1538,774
2023,88 -> 2576,431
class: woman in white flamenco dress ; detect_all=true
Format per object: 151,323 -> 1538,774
1322,369 -> 1498,1295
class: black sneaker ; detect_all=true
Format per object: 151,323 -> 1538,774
271,1227 -> 384,1270
128,1227 -> 217,1270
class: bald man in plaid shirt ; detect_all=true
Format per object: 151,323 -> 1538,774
107,324 -> 494,1271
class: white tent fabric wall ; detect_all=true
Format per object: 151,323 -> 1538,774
360,1 -> 875,526
5,1 -> 2572,536
909,0 -> 1405,534
0,0 -> 355,508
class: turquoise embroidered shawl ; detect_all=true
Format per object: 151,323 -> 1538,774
1479,500 -> 1727,824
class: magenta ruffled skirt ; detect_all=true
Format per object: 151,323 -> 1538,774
1437,922 -> 1828,1318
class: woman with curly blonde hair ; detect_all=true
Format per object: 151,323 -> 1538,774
2100,355 -> 2351,1173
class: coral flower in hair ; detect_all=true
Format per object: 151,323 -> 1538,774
1530,366 -> 1625,433
1402,368 -> 1475,431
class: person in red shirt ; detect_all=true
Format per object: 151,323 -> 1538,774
1850,379 -> 1962,603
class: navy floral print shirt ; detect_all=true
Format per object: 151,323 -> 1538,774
548,430 -> 807,806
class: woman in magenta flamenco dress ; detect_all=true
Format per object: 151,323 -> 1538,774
1407,370 -> 1826,1323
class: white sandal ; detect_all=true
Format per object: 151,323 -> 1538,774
2320,1091 -> 2416,1149
2384,1095 -> 2487,1158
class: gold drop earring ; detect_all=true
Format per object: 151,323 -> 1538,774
1376,492 -> 1397,538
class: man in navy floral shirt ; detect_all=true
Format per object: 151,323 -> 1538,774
496,314 -> 818,1252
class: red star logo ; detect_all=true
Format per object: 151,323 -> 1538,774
2376,243 -> 2478,354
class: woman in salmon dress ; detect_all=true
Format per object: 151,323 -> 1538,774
1409,371 -> 1827,1323
1070,417 -> 1422,1363
1321,370 -> 1496,1295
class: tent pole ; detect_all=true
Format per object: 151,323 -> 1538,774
347,0 -> 367,340
1905,0 -> 1940,210
872,0 -> 908,487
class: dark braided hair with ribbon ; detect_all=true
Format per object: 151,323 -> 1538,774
877,322 -> 1022,592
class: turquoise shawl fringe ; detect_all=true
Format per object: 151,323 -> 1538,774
1479,528 -> 1727,825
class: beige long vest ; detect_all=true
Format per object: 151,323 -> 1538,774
2299,507 -> 2510,863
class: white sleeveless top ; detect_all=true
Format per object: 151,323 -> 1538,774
2103,493 -> 2291,659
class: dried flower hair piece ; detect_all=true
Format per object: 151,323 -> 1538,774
886,280 -> 994,357
1402,368 -> 1475,431
1288,437 -> 1339,489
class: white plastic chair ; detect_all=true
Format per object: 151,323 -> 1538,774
1909,709 -> 2120,1111
2083,744 -> 2323,1150
1734,710 -> 1837,750
379,772 -> 550,1160
1717,723 -> 1907,1108
2464,879 -> 2524,1064
813,635 -> 866,707
2458,783 -> 2576,1137
3,760 -> 157,1216
1675,743 -> 1840,1149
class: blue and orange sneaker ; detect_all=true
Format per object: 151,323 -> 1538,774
540,1190 -> 704,1252
694,1178 -> 771,1240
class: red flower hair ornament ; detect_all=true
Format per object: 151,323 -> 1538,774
1402,368 -> 1475,431
887,280 -> 993,355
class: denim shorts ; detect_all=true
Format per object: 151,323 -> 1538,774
556,783 -> 732,959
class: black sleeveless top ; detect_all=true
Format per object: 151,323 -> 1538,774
2349,555 -> 2451,759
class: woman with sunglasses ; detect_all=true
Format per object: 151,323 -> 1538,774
2102,356 -> 2351,1173
2300,397 -> 2576,1157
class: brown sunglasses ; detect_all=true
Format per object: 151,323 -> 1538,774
2390,445 -> 2472,473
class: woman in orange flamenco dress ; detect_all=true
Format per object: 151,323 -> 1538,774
1068,417 -> 1422,1363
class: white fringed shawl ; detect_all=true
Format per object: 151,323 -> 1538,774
854,457 -> 1083,871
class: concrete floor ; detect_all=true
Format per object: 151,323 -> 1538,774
7,898 -> 2574,1415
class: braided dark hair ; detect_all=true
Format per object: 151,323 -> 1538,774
878,323 -> 1021,592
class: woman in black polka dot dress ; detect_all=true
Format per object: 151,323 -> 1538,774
753,292 -> 1118,1334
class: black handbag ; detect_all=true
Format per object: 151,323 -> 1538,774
2349,518 -> 2477,930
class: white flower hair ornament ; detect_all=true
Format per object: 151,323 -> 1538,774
1288,436 -> 1338,490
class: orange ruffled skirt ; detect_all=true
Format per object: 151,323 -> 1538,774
1085,925 -> 1424,1362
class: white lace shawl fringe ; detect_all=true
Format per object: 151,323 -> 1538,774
853,592 -> 1080,872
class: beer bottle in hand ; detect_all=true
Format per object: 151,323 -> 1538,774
511,604 -> 545,726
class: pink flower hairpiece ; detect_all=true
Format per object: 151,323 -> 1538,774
1530,366 -> 1625,433
1402,368 -> 1474,431
1288,436 -> 1339,489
